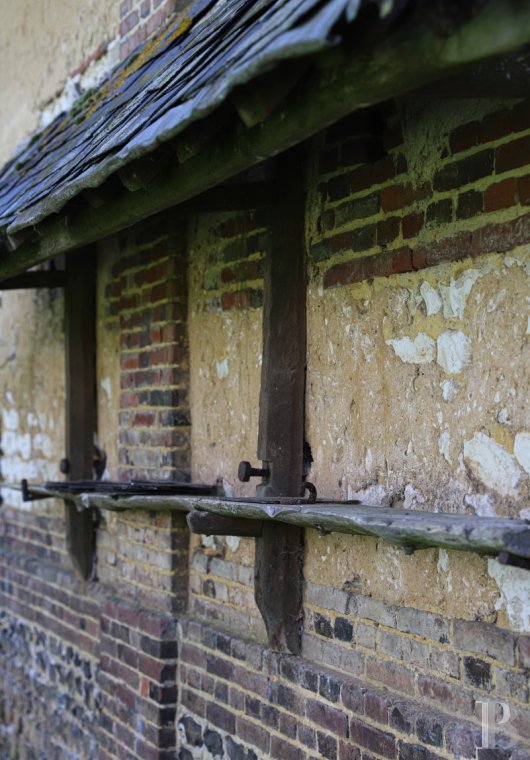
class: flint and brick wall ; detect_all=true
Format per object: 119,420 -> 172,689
177,617 -> 529,760
2,94 -> 530,760
0,212 -> 192,758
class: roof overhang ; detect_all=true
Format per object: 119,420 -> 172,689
1,0 -> 530,280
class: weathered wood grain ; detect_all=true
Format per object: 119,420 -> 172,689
187,510 -> 263,536
64,252 -> 96,581
11,484 -> 530,561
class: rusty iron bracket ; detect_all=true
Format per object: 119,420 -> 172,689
223,481 -> 317,505
21,479 -> 54,503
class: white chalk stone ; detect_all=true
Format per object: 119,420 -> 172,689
419,281 -> 442,315
436,330 -> 472,374
514,432 -> 530,475
386,333 -> 435,364
216,358 -> 229,379
441,379 -> 460,401
438,431 -> 451,463
464,433 -> 522,498
488,559 -> 530,632
440,269 -> 481,320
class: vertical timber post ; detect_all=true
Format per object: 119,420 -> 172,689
64,251 -> 96,580
255,148 -> 306,654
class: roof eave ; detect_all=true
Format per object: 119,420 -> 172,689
2,0 -> 530,280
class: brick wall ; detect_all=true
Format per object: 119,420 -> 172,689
2,94 -> 530,760
119,0 -> 191,60
104,217 -> 191,484
177,618 -> 529,760
0,212 -> 193,758
311,99 -> 530,289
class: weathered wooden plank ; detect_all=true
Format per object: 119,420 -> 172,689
187,510 -> 263,536
194,499 -> 530,560
10,484 -> 530,561
2,0 -> 530,279
0,270 -> 66,289
254,148 -> 307,654
64,251 -> 97,580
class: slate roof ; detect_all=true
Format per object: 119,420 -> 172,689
0,0 -> 379,237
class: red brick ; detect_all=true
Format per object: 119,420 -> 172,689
518,175 -> 530,206
329,232 -> 353,254
449,121 -> 480,154
456,190 -> 483,220
364,692 -> 391,724
306,699 -> 348,736
206,702 -> 236,733
412,232 -> 472,269
348,165 -> 373,194
417,675 -> 474,713
236,716 -> 271,754
381,183 -> 414,212
270,736 -> 302,760
372,155 -> 396,185
484,178 -> 518,211
120,10 -> 139,37
365,657 -> 414,693
402,212 -> 423,239
339,741 -> 361,760
434,150 -> 494,191
376,217 -> 400,246
480,109 -> 513,143
391,247 -> 413,273
349,717 -> 397,758
472,213 -> 530,256
496,135 -> 530,173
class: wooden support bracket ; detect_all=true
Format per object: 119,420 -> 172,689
254,148 -> 307,654
187,510 -> 263,537
0,270 -> 66,289
64,251 -> 96,580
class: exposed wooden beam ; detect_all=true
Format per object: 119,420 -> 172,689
253,148 -> 307,655
187,510 -> 263,537
416,49 -> 530,98
2,0 -> 530,278
0,270 -> 66,290
181,181 -> 277,214
64,251 -> 96,580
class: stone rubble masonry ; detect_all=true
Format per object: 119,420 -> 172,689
0,507 -> 182,759
311,98 -> 530,289
177,618 -> 530,760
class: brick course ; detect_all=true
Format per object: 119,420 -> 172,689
312,97 -> 530,290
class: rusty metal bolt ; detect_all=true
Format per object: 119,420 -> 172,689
59,458 -> 71,475
238,460 -> 270,483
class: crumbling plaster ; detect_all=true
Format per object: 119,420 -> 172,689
0,290 -> 65,514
